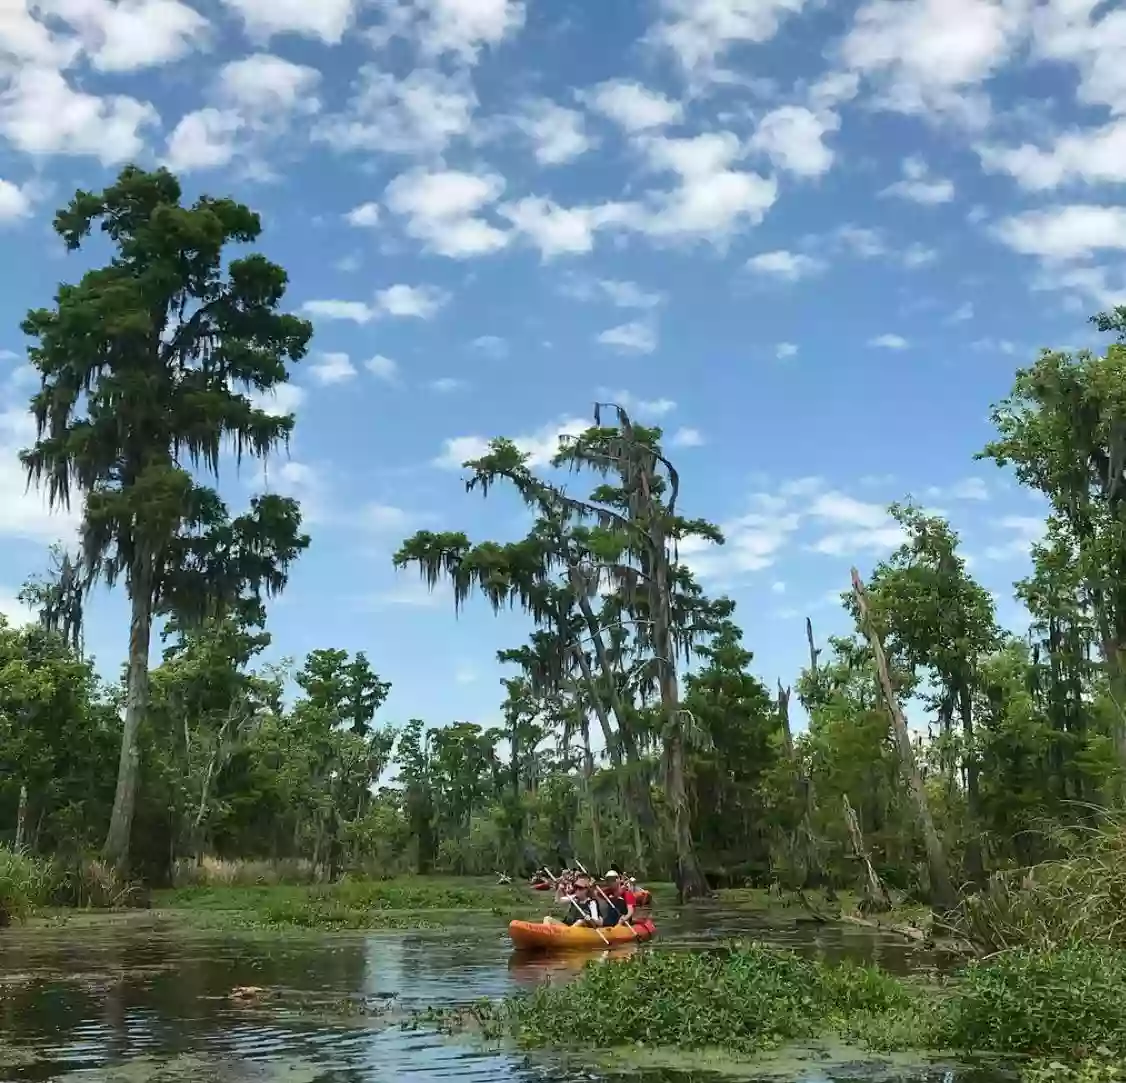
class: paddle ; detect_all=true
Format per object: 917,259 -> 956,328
539,866 -> 610,946
574,859 -> 641,939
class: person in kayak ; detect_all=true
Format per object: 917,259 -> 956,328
560,876 -> 603,927
599,870 -> 637,928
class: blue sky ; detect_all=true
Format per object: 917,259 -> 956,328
0,0 -> 1120,733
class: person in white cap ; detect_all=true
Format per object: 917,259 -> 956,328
600,869 -> 637,927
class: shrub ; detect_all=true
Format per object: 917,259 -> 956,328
940,947 -> 1126,1057
507,942 -> 921,1054
0,847 -> 52,923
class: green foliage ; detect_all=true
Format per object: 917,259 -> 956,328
946,812 -> 1126,952
154,876 -> 527,929
18,165 -> 313,870
0,847 -> 52,921
942,947 -> 1126,1057
504,943 -> 920,1053
1024,1058 -> 1126,1083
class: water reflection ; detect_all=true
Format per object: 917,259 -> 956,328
0,914 -> 1001,1082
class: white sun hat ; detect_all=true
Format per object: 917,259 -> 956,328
603,869 -> 620,878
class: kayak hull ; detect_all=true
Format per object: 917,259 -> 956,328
508,919 -> 654,952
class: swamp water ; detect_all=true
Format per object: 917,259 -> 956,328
0,906 -> 1014,1083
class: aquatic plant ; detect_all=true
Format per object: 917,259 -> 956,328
940,946 -> 1126,1057
484,940 -> 1126,1069
945,813 -> 1126,953
153,876 -> 531,929
172,857 -> 317,888
505,942 -> 923,1054
1023,1058 -> 1126,1082
0,846 -> 52,923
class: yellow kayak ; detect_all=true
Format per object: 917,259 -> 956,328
508,918 -> 656,952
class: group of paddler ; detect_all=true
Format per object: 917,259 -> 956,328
509,860 -> 657,952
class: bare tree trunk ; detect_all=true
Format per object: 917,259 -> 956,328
958,680 -> 985,887
642,496 -> 707,902
104,552 -> 154,875
843,793 -> 891,912
580,720 -> 603,873
572,590 -> 660,852
851,568 -> 958,912
14,783 -> 28,851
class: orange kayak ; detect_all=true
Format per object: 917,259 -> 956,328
508,918 -> 656,952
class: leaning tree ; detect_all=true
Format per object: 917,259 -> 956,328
20,165 -> 313,873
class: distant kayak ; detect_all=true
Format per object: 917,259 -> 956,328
508,918 -> 656,952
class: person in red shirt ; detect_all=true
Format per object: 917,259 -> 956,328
600,869 -> 637,927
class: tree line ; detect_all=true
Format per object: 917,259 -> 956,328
2,166 -> 1125,906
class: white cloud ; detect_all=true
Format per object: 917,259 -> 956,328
586,79 -> 683,131
433,414 -> 588,469
361,502 -> 413,532
301,299 -> 378,324
750,105 -> 839,177
346,202 -> 381,227
406,0 -> 526,62
869,333 -> 909,349
0,65 -> 157,163
633,131 -> 777,242
0,179 -> 33,222
499,196 -> 632,258
993,205 -> 1126,262
596,388 -> 676,418
671,426 -> 704,447
747,249 -> 825,281
42,0 -> 210,72
560,275 -> 663,308
926,477 -> 989,501
365,355 -> 400,383
250,382 -> 306,416
972,337 -> 1016,355
983,514 -> 1045,560
776,341 -> 798,359
807,490 -> 905,555
379,283 -> 448,318
219,0 -> 357,43
384,167 -> 509,258
163,107 -> 242,172
316,67 -> 476,156
978,120 -> 1126,191
454,663 -> 478,684
1031,0 -> 1126,117
160,54 -> 322,174
902,243 -> 938,268
950,301 -> 974,322
596,321 -> 657,355
834,224 -> 887,258
428,377 -> 465,392
653,0 -> 809,77
881,155 -> 955,203
217,53 -> 321,115
310,351 -> 357,385
840,0 -> 1027,127
470,335 -> 507,358
302,285 -> 447,323
598,280 -> 662,308
514,99 -> 592,165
